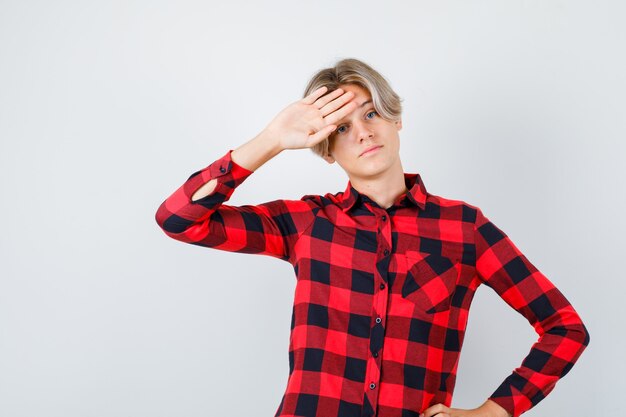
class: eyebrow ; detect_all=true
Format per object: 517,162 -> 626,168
335,100 -> 374,125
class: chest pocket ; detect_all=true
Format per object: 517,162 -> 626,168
402,251 -> 461,314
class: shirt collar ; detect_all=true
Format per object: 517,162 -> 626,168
338,172 -> 428,212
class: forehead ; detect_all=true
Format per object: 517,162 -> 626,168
339,83 -> 371,100
332,84 -> 374,125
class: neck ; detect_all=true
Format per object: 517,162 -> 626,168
350,163 -> 408,210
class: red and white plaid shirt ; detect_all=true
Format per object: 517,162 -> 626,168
155,149 -> 589,417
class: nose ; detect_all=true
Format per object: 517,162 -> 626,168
354,119 -> 373,142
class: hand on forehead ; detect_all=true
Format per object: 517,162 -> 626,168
337,91 -> 374,123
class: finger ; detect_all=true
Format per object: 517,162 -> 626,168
313,87 -> 345,109
323,100 -> 358,125
319,90 -> 355,117
302,86 -> 328,105
421,403 -> 449,417
307,124 -> 336,146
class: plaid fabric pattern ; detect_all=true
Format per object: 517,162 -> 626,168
155,149 -> 589,417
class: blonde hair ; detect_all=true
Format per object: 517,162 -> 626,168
302,58 -> 403,159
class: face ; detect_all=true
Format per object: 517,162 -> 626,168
323,83 -> 403,181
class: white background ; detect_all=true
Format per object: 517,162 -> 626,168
1,1 -> 623,416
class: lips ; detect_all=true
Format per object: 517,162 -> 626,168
360,145 -> 382,157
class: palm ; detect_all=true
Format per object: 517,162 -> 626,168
265,86 -> 357,151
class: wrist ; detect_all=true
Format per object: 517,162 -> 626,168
256,128 -> 284,155
477,400 -> 511,417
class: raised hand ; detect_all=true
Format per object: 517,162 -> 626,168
263,86 -> 358,152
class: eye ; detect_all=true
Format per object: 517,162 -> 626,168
335,111 -> 377,135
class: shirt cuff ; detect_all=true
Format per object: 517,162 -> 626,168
189,149 -> 254,204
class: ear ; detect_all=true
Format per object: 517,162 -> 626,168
395,119 -> 403,131
323,139 -> 336,164
323,153 -> 335,164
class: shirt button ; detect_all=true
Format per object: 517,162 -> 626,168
379,283 -> 385,290
375,317 -> 382,324
382,215 -> 387,221
383,249 -> 389,256
373,352 -> 378,358
219,166 -> 226,173
369,382 -> 376,389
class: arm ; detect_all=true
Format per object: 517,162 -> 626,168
154,133 -> 306,262
473,207 -> 590,417
189,129 -> 283,202
155,85 -> 359,262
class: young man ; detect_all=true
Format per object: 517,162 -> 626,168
155,58 -> 589,417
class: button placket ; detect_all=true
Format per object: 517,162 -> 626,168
365,207 -> 390,411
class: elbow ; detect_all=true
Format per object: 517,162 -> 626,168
552,320 -> 590,378
580,321 -> 591,348
154,203 -> 168,231
155,202 -> 187,234
544,308 -> 591,359
564,318 -> 591,368
559,306 -> 591,349
570,309 -> 591,349
155,202 -> 199,235
557,322 -> 590,351
568,321 -> 591,375
564,314 -> 591,350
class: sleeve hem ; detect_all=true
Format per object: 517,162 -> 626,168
189,149 -> 253,205
487,396 -> 517,417
227,149 -> 255,176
